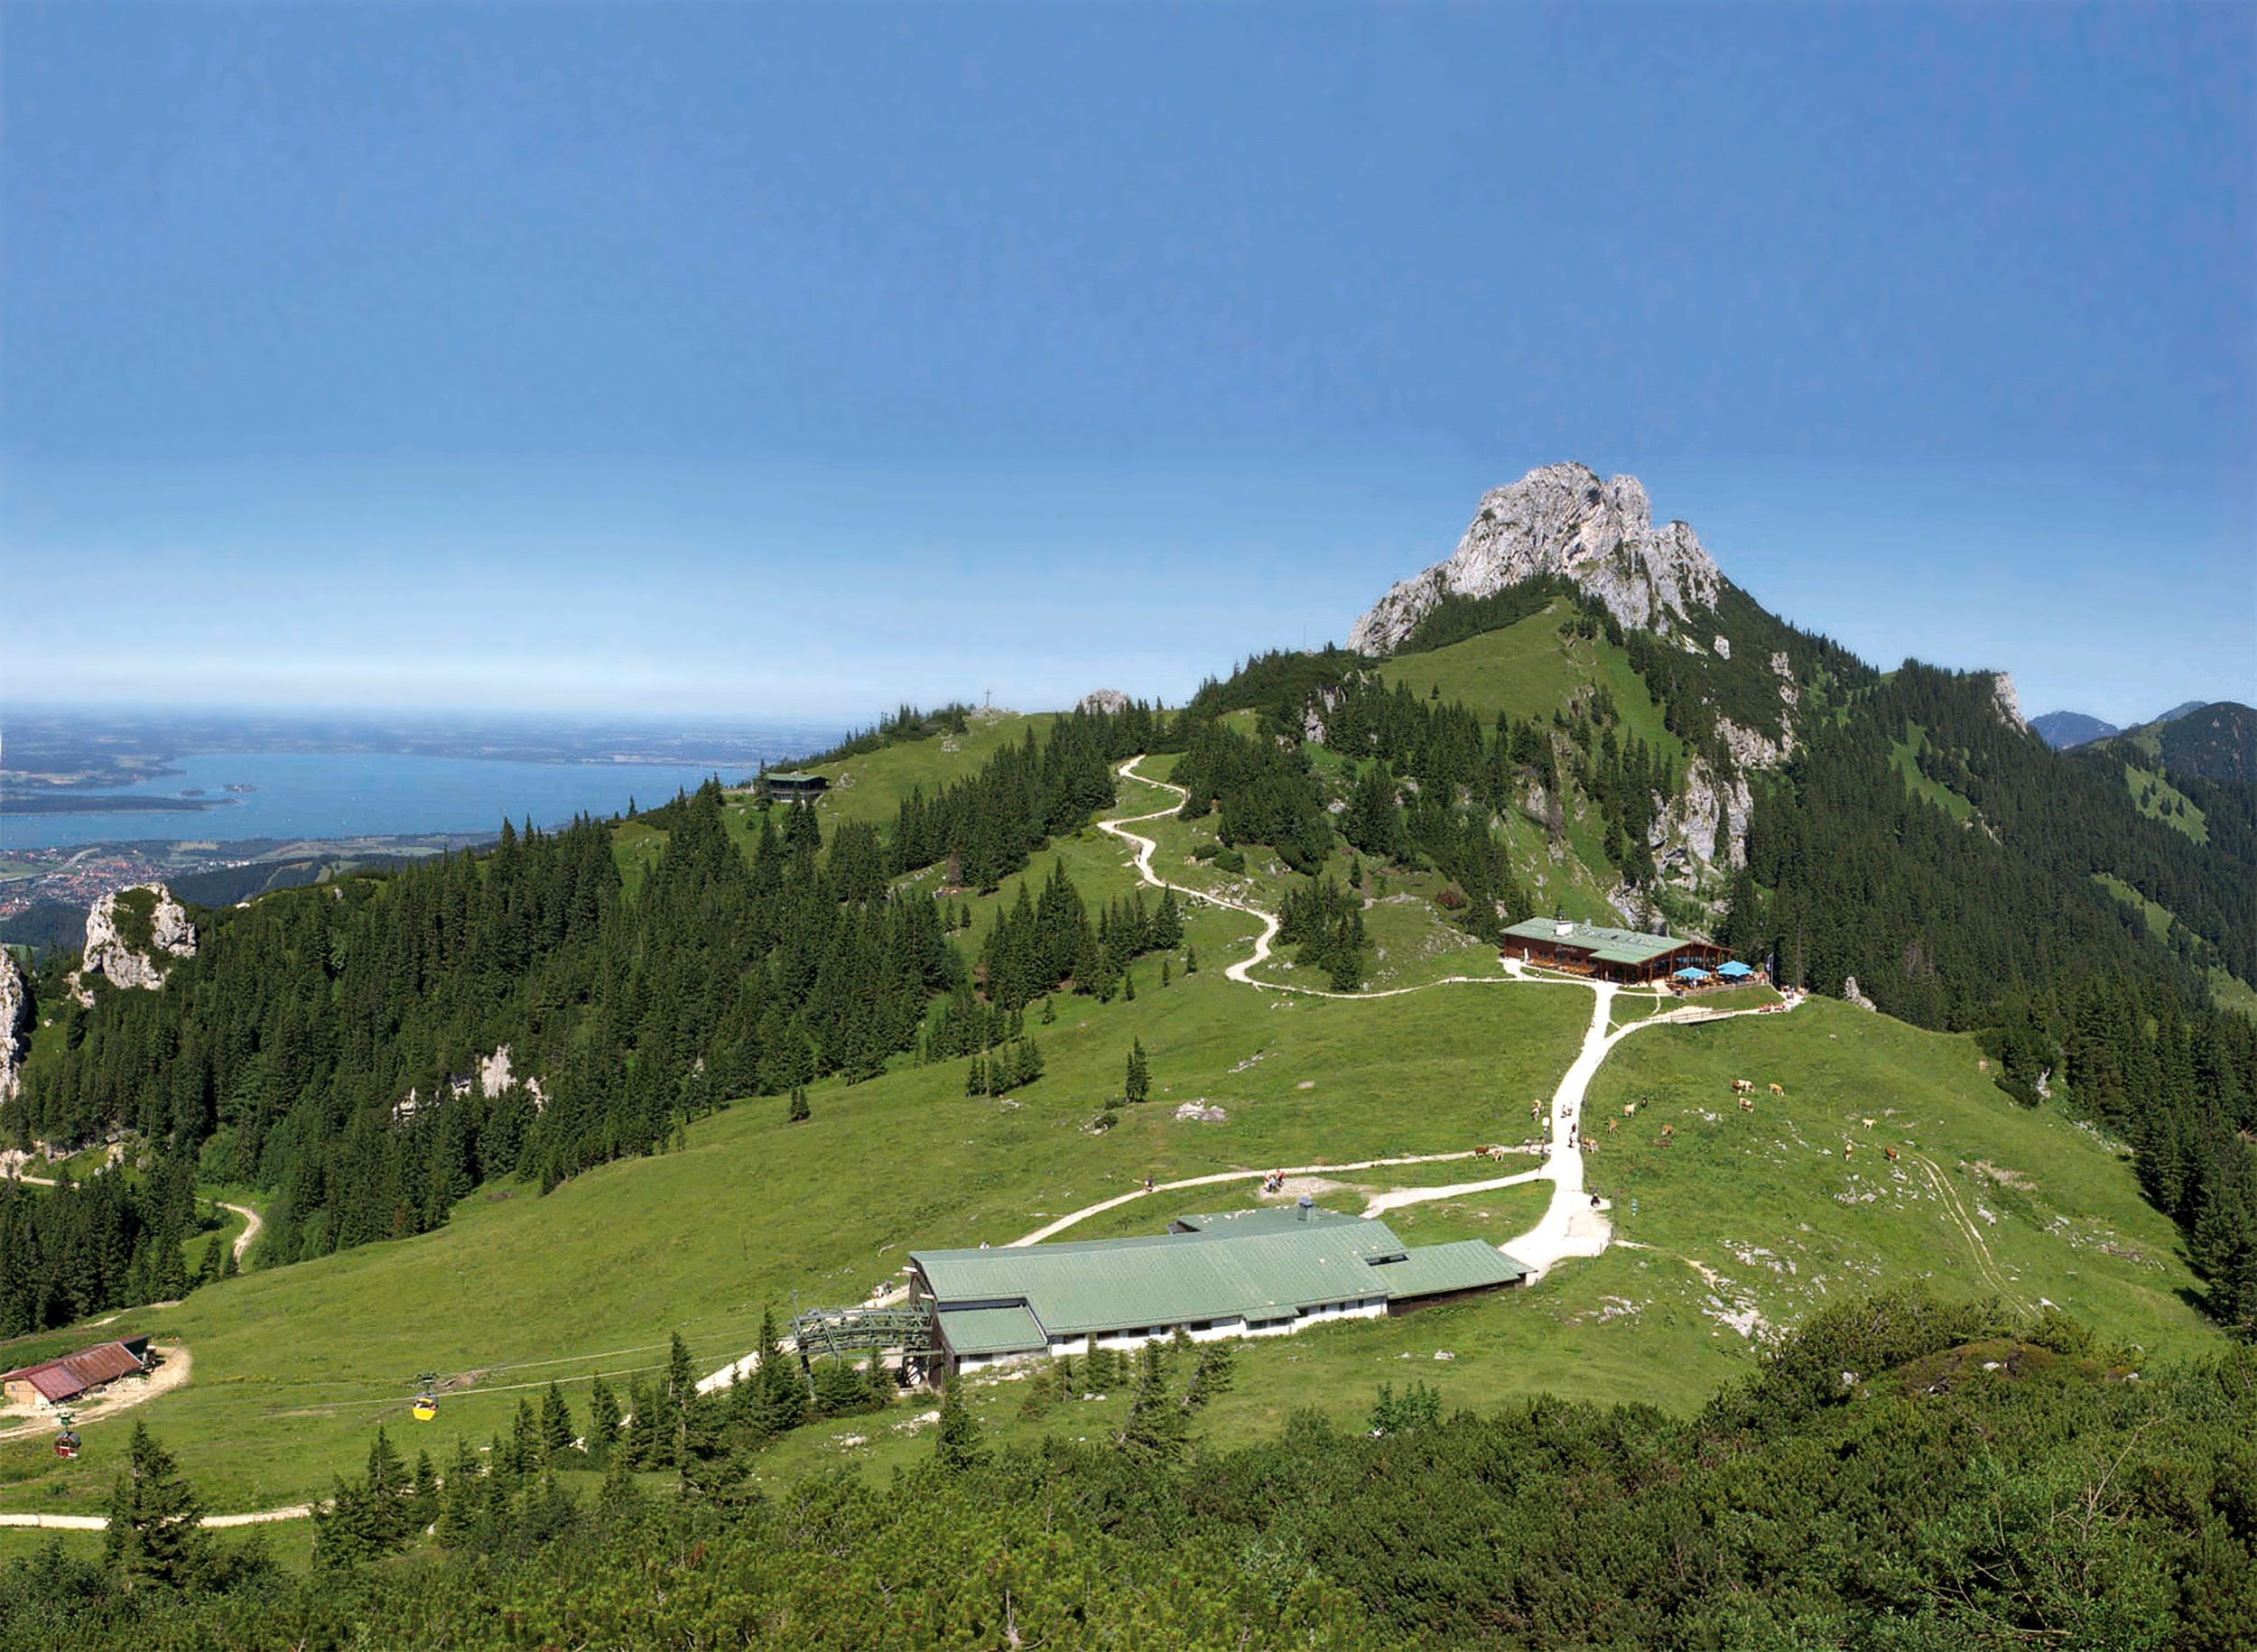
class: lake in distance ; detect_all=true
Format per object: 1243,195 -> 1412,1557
3,751 -> 758,849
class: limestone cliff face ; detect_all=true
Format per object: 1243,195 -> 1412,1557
0,950 -> 28,1103
1990,673 -> 2027,732
1349,463 -> 1723,654
79,885 -> 197,994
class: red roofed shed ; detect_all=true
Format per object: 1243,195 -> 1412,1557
2,1337 -> 152,1408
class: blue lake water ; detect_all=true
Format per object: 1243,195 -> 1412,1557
4,752 -> 757,849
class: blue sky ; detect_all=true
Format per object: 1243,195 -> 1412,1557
4,4 -> 2250,726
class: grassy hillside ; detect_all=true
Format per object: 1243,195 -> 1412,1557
0,900 -> 1592,1517
2123,760 -> 2208,844
1372,601 -> 1684,772
2,748 -> 2226,1531
1584,997 -> 2212,1360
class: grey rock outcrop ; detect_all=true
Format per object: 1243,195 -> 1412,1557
79,885 -> 196,996
1349,463 -> 1723,654
1989,673 -> 2026,732
1078,689 -> 1131,715
0,950 -> 28,1102
1842,976 -> 1879,1012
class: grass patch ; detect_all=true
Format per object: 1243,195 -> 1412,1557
2123,763 -> 2207,844
1890,722 -> 1975,822
1584,997 -> 2215,1365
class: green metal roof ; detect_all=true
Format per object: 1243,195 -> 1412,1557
914,1211 -> 1518,1339
915,1224 -> 1407,1336
1368,1240 -> 1529,1296
1501,917 -> 1699,965
935,1305 -> 1048,1358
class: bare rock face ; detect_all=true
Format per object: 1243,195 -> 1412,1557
1349,463 -> 1723,654
1842,976 -> 1880,1012
1990,673 -> 2026,732
1079,689 -> 1131,715
0,950 -> 28,1102
79,885 -> 196,994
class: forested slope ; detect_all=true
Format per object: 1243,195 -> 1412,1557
0,706 -> 1158,1332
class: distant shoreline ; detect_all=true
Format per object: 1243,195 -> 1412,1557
1,794 -> 231,816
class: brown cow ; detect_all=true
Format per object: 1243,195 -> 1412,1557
1843,1142 -> 1853,1159
1606,1118 -> 1618,1135
1884,1146 -> 1899,1163
1738,1095 -> 1754,1112
1768,1082 -> 1784,1096
1732,1079 -> 1755,1095
1661,1124 -> 1675,1137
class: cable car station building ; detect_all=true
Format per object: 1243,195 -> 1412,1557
1501,916 -> 1731,985
907,1204 -> 1529,1378
753,771 -> 829,804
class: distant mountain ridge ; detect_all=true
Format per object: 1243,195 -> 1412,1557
2032,701 -> 2231,753
2031,710 -> 2119,750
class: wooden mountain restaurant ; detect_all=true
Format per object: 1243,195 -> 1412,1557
1501,917 -> 1732,984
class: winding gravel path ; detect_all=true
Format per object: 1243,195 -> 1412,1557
1094,756 -> 1790,1277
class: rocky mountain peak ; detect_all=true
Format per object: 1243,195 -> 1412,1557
1348,462 -> 1724,654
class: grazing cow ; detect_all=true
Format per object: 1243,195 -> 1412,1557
1732,1079 -> 1755,1095
1768,1083 -> 1784,1096
1661,1124 -> 1675,1137
1884,1146 -> 1899,1163
1738,1095 -> 1754,1112
1843,1142 -> 1853,1159
1607,1118 -> 1618,1135
1622,1102 -> 1637,1118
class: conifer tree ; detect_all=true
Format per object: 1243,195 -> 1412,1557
664,1332 -> 698,1463
788,1085 -> 811,1123
104,1420 -> 208,1591
1184,1340 -> 1236,1411
436,1436 -> 481,1546
364,1425 -> 409,1541
586,1373 -> 622,1460
540,1381 -> 576,1457
597,1443 -> 645,1522
1184,945 -> 1198,976
1117,1341 -> 1188,1461
933,1378 -> 987,1472
410,1450 -> 441,1531
756,1313 -> 805,1438
508,1399 -> 542,1477
1125,1039 -> 1151,1105
622,1376 -> 655,1468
